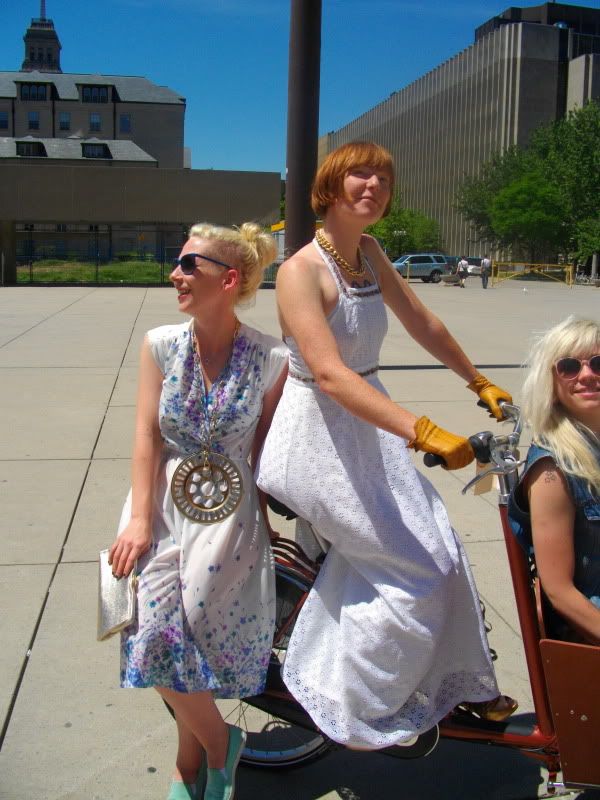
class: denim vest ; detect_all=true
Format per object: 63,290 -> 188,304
508,442 -> 600,639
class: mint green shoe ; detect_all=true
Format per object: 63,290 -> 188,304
166,779 -> 195,800
195,758 -> 207,799
204,725 -> 247,800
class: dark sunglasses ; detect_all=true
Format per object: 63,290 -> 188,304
555,355 -> 600,379
172,252 -> 236,274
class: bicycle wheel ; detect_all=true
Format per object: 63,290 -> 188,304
221,686 -> 333,768
272,561 -> 313,651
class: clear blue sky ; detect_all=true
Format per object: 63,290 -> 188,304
2,1 -> 589,175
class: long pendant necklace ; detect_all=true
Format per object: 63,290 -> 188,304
171,320 -> 244,524
315,229 -> 367,279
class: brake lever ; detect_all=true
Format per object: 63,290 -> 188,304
461,457 -> 525,495
461,465 -> 503,495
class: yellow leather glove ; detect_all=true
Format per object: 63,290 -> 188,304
467,374 -> 512,421
408,416 -> 475,470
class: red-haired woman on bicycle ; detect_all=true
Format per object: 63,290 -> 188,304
258,141 -> 516,749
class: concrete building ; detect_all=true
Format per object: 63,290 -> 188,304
320,2 -> 600,256
0,3 -> 280,282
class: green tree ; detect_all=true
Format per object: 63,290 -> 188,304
530,100 -> 600,225
456,100 -> 600,258
367,195 -> 441,258
455,146 -> 528,243
574,216 -> 600,265
489,174 -> 567,259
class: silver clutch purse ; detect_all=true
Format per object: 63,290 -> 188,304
97,549 -> 138,641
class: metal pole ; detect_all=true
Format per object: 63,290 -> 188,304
285,0 -> 322,258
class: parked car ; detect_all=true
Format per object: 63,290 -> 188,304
392,253 -> 453,283
466,257 -> 482,275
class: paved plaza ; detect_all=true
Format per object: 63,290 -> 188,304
0,279 -> 598,800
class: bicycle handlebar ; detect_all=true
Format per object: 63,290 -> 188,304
422,432 -> 491,469
422,402 -> 522,476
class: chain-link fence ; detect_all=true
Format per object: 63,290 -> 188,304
15,224 -> 280,286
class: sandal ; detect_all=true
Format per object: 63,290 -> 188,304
458,694 -> 518,722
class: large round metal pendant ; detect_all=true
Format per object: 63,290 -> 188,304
171,451 -> 243,524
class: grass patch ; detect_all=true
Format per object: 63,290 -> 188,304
17,260 -> 171,285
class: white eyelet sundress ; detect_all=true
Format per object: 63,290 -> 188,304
256,240 -> 499,747
118,321 -> 287,698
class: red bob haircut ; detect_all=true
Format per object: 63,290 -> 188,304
311,141 -> 395,218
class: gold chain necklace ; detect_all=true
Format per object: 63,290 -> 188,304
315,229 -> 366,278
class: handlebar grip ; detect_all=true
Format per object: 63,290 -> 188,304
478,398 -> 507,413
423,453 -> 445,468
469,432 -> 493,463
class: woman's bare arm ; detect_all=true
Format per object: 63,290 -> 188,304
109,336 -> 163,577
527,458 -> 600,645
362,235 -> 479,383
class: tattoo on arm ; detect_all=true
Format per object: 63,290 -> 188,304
543,469 -> 558,484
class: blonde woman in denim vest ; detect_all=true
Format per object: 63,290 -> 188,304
510,316 -> 600,644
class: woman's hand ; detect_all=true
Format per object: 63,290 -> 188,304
408,416 -> 475,470
467,374 -> 512,421
108,518 -> 152,578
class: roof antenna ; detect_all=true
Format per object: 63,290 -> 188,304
40,1 -> 46,20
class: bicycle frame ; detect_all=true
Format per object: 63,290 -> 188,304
437,467 -> 561,781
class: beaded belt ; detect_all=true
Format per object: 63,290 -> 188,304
289,365 -> 379,384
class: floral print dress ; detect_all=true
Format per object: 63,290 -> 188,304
118,321 -> 287,697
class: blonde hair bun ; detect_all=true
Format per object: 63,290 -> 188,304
238,222 -> 278,271
188,221 -> 277,303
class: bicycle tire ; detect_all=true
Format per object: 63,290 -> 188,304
222,690 -> 334,769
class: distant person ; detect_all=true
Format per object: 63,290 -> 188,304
258,141 -> 517,751
510,316 -> 600,644
109,222 -> 288,800
481,254 -> 491,289
457,256 -> 469,288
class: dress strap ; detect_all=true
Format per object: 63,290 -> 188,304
312,238 -> 380,295
361,253 -> 380,291
313,237 -> 348,295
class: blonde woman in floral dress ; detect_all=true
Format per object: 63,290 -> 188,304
109,223 -> 287,800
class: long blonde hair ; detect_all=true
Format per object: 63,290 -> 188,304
188,222 -> 277,304
522,316 -> 600,491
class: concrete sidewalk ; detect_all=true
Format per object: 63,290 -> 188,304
1,280 -> 598,800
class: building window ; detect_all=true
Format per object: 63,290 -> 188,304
82,85 -> 109,103
82,143 -> 111,159
28,111 -> 40,130
16,141 -> 46,157
119,113 -> 131,133
89,113 -> 101,132
20,84 -> 47,101
0,111 -> 8,130
56,224 -> 67,232
59,112 -> 71,131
